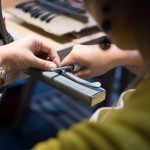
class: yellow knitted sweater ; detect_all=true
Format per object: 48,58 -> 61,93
33,78 -> 150,150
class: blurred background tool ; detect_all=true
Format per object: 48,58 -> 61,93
6,0 -> 97,36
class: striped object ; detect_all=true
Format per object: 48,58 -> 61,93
30,91 -> 93,130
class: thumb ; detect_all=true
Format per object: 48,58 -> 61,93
32,57 -> 57,70
61,55 -> 74,66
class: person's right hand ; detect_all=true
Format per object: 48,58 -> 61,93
61,44 -> 144,79
61,44 -> 118,78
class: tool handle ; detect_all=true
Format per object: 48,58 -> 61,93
72,64 -> 81,72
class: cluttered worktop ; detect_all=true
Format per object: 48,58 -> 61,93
3,0 -> 105,52
1,0 -> 106,106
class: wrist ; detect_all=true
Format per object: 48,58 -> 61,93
101,44 -> 124,69
120,50 -> 144,75
109,45 -> 132,68
109,45 -> 144,75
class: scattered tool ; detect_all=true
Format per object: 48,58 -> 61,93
50,64 -> 101,88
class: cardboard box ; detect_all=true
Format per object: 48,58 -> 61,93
2,0 -> 26,8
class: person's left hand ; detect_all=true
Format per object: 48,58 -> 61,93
0,35 -> 60,72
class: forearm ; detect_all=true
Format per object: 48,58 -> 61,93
106,44 -> 144,75
121,50 -> 144,75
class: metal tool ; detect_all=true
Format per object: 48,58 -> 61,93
50,64 -> 81,72
61,72 -> 101,88
50,64 -> 101,88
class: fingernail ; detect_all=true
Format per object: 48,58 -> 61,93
49,63 -> 57,69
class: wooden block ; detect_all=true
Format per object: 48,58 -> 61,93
28,68 -> 106,106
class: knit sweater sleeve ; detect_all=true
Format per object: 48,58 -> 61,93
33,79 -> 150,150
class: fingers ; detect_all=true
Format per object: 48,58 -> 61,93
29,35 -> 60,67
42,44 -> 60,67
32,57 -> 57,70
61,54 -> 75,66
35,39 -> 60,69
50,51 -> 61,67
61,45 -> 82,66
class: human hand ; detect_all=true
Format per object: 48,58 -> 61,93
0,35 -> 60,72
61,44 -> 144,78
61,44 -> 117,78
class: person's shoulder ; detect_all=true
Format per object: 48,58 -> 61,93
90,89 -> 132,122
